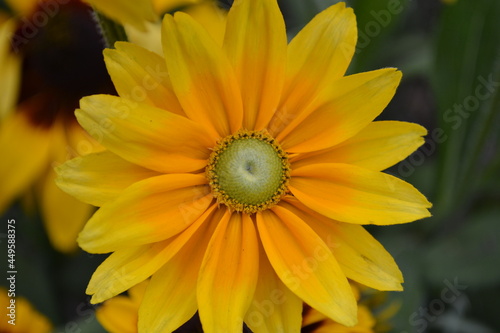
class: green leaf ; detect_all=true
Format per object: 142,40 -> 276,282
349,0 -> 410,72
424,208 -> 500,288
431,0 -> 500,217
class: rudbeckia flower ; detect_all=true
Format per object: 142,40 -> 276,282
0,0 -> 113,252
57,0 -> 431,331
0,287 -> 52,333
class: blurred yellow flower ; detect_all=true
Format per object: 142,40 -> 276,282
82,0 -> 222,34
96,281 -> 147,333
125,0 -> 226,55
0,287 -> 52,333
80,0 -> 157,31
58,0 -> 431,331
0,0 -> 112,252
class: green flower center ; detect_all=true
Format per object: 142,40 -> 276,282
206,130 -> 290,214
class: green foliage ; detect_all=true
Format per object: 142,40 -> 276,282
432,0 -> 500,219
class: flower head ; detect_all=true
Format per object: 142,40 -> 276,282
57,0 -> 431,331
0,0 -> 114,252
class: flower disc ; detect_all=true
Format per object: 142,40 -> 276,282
207,130 -> 290,214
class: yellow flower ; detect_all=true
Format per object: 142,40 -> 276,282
57,1 -> 431,331
0,287 -> 52,333
0,0 -> 112,252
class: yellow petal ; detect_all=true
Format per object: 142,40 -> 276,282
32,120 -> 94,253
282,199 -> 404,291
125,21 -> 164,56
4,0 -> 37,16
0,288 -> 52,332
87,204 -> 218,304
198,212 -> 259,333
78,174 -> 212,253
41,168 -> 93,253
128,280 -> 149,302
245,244 -> 302,333
333,224 -> 404,291
104,42 -> 184,115
0,112 -> 50,212
152,0 -> 200,13
138,206 -> 223,333
86,0 -> 157,31
184,1 -> 227,46
223,0 -> 286,130
269,3 -> 356,137
277,68 -> 402,153
290,163 -> 432,225
65,121 -> 104,157
291,121 -> 426,171
0,19 -> 21,120
96,295 -> 138,333
77,94 -> 214,173
162,12 -> 243,139
257,206 -> 357,326
56,150 -> 160,207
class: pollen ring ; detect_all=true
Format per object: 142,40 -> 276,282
206,130 -> 290,214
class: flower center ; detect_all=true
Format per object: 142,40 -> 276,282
206,130 -> 290,214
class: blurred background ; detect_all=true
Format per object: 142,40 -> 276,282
1,0 -> 499,332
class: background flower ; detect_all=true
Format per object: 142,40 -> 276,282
0,0 -> 112,253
